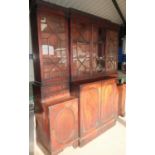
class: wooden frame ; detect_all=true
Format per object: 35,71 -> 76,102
30,1 -> 121,154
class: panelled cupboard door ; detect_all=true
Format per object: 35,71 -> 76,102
118,84 -> 126,116
48,99 -> 78,153
80,82 -> 101,136
114,84 -> 119,117
101,80 -> 116,123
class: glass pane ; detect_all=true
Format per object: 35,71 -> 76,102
73,21 -> 91,43
106,31 -> 118,58
92,27 -> 106,73
106,30 -> 118,72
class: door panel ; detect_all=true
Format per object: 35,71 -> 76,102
80,82 -> 101,136
101,80 -> 116,123
49,99 -> 78,152
114,84 -> 119,117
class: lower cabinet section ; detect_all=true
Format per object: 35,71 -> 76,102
35,78 -> 118,154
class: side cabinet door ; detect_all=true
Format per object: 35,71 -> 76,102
49,99 -> 78,153
118,84 -> 126,116
101,80 -> 116,123
114,83 -> 119,117
80,82 -> 101,136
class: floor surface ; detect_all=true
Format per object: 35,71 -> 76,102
31,116 -> 126,155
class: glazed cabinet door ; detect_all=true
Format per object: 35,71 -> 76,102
37,7 -> 69,90
48,98 -> 78,154
101,80 -> 116,123
80,82 -> 101,136
92,24 -> 106,76
70,15 -> 92,81
105,30 -> 118,73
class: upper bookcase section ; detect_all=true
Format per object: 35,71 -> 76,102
30,1 -> 120,84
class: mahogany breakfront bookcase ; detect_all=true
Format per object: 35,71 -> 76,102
30,1 -> 120,154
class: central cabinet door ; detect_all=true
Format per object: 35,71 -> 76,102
70,15 -> 92,81
80,82 -> 101,136
101,80 -> 116,123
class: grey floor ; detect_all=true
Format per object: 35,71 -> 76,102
29,106 -> 34,155
29,110 -> 126,155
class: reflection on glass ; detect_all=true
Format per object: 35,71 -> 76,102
49,46 -> 54,55
42,45 -> 49,55
96,57 -> 105,72
42,45 -> 54,55
41,17 -> 47,32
